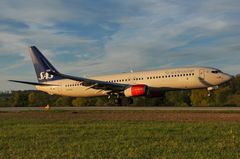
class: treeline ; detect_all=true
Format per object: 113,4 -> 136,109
1,76 -> 240,107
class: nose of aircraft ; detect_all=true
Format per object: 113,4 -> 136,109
221,73 -> 234,83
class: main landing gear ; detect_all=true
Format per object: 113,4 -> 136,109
110,96 -> 133,106
114,98 -> 122,105
114,98 -> 134,106
127,98 -> 133,105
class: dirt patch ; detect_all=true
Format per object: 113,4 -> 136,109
1,110 -> 240,122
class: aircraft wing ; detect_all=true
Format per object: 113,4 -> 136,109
9,80 -> 59,86
48,70 -> 130,92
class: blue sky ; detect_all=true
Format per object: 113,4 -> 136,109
0,0 -> 240,91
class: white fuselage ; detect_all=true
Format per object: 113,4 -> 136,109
36,66 -> 232,97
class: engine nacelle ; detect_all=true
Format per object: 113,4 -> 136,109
124,84 -> 148,97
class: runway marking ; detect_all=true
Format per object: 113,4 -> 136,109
1,107 -> 240,112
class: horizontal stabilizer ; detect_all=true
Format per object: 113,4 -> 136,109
9,80 -> 58,86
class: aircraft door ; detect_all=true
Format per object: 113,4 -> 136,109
199,69 -> 205,79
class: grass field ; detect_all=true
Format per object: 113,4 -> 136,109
0,111 -> 240,159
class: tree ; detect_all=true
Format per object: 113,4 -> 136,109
190,89 -> 210,106
0,92 -> 12,107
229,76 -> 240,94
0,97 -> 6,107
12,91 -> 28,107
72,98 -> 89,106
225,94 -> 240,106
28,92 -> 37,106
55,97 -> 72,106
94,97 -> 109,106
165,91 -> 191,106
213,87 -> 232,106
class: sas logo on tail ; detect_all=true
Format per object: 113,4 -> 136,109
39,72 -> 54,80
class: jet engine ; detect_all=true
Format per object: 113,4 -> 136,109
124,84 -> 148,97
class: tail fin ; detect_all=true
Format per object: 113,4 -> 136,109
29,46 -> 63,83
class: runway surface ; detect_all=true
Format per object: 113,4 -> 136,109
1,106 -> 240,112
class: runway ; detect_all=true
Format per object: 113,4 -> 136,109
1,106 -> 240,112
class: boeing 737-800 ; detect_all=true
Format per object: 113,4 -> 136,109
10,46 -> 233,105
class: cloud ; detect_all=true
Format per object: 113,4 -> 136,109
0,0 -> 240,91
100,0 -> 240,71
0,0 -> 71,25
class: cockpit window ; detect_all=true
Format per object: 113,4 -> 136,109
211,70 -> 222,74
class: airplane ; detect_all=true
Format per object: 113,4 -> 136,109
9,46 -> 233,105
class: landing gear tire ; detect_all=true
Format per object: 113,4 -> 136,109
127,98 -> 133,105
207,91 -> 211,97
114,98 -> 122,106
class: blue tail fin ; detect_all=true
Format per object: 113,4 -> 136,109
29,46 -> 63,83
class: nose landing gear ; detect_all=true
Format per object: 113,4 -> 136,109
207,86 -> 219,97
207,91 -> 211,97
